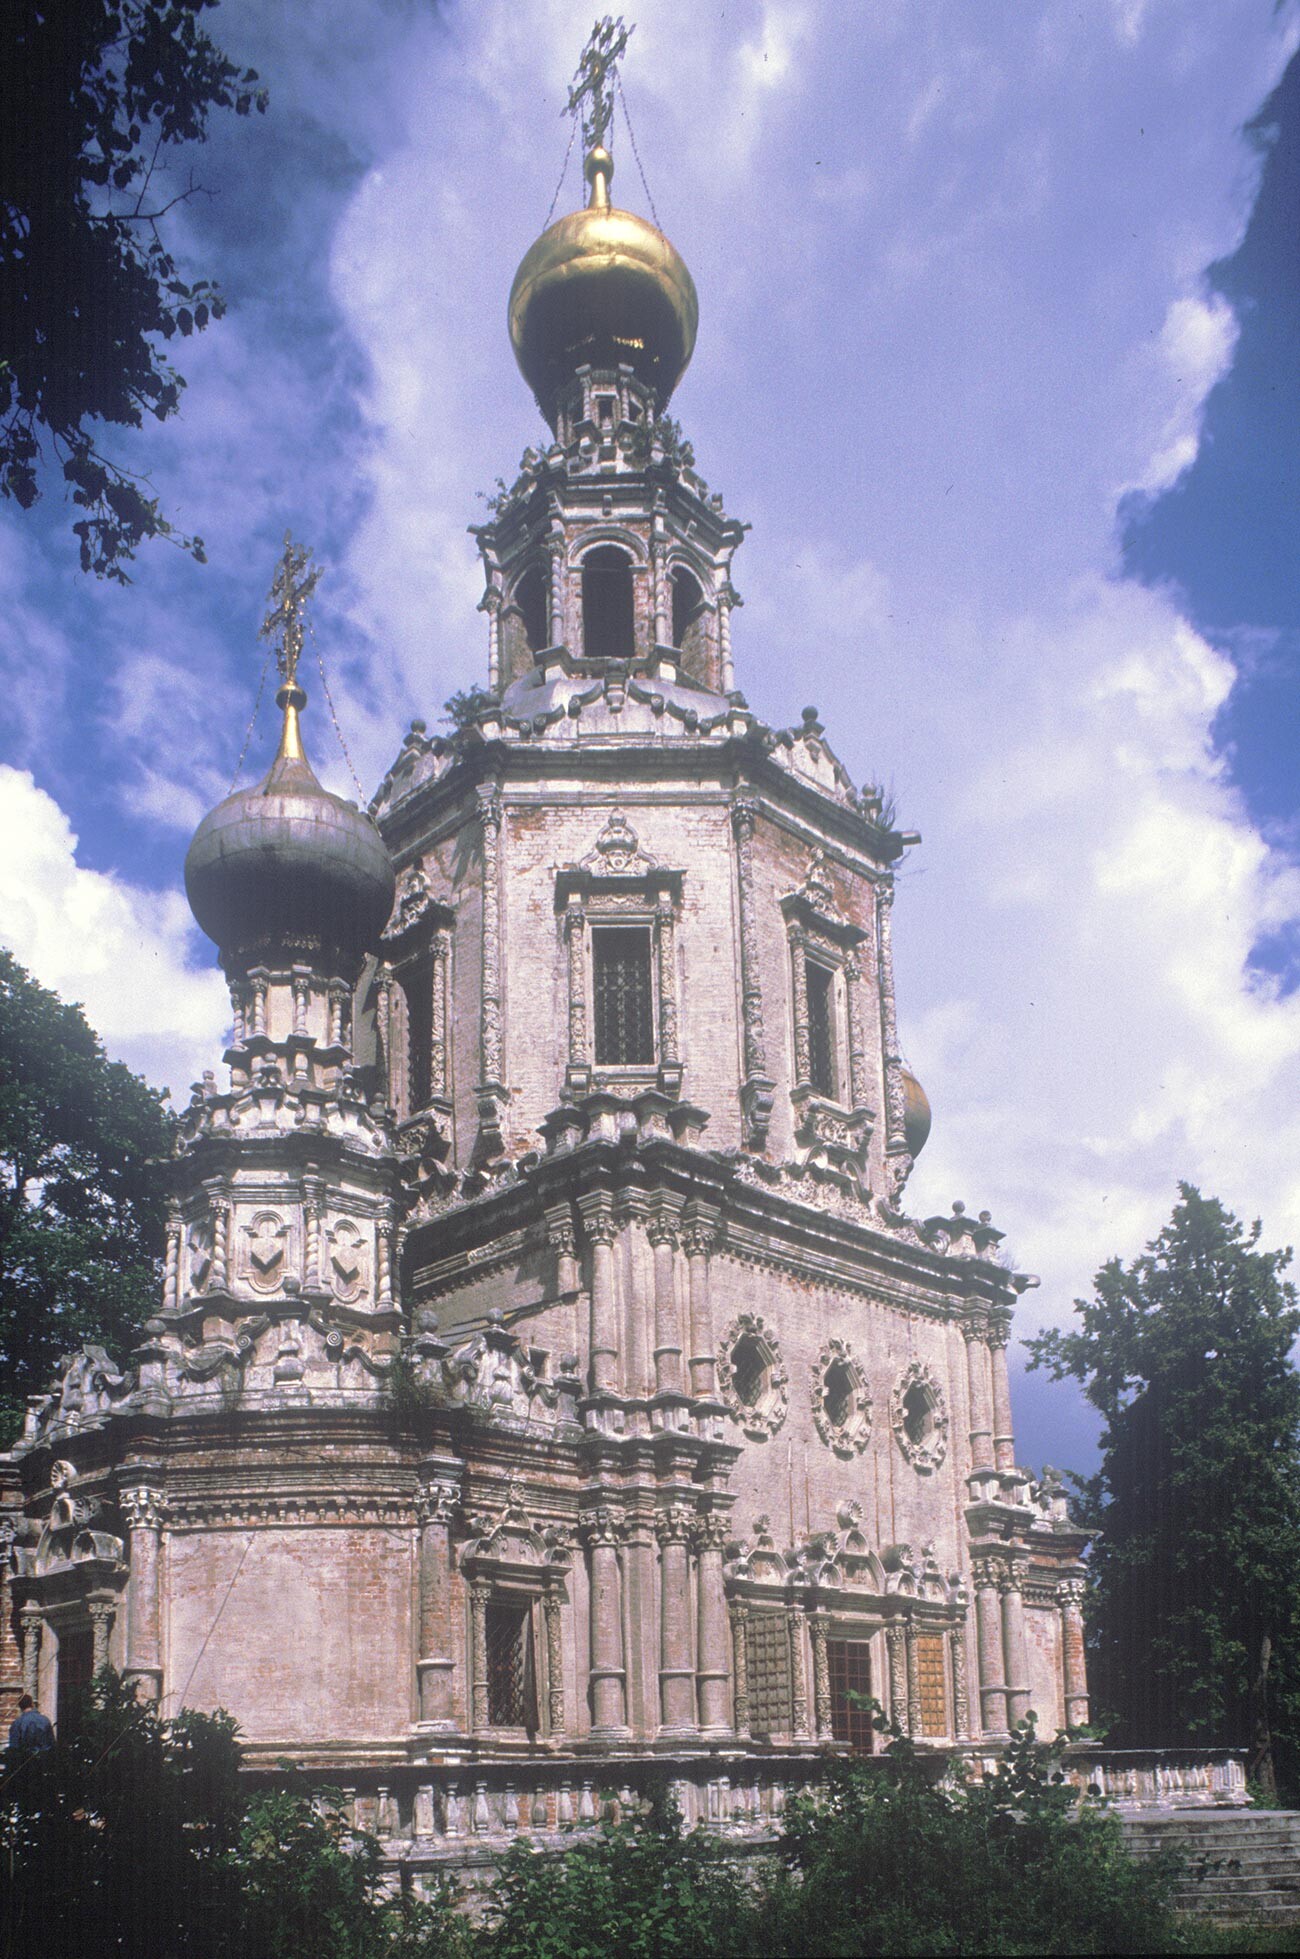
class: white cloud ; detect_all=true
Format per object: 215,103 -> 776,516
1126,293 -> 1240,497
0,767 -> 228,1096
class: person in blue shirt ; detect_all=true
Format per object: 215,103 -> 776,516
7,1694 -> 54,1753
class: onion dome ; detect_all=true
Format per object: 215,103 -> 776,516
508,145 -> 698,430
185,680 -> 394,981
901,1069 -> 932,1157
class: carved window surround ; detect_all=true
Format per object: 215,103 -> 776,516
781,857 -> 873,1170
378,866 -> 455,1131
556,812 -> 684,1102
460,1491 -> 571,1741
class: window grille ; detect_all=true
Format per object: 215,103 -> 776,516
730,1334 -> 767,1408
593,926 -> 655,1066
823,1359 -> 854,1429
485,1600 -> 538,1730
745,1611 -> 793,1737
806,960 -> 837,1098
827,1638 -> 874,1751
403,955 -> 433,1112
914,1632 -> 949,1736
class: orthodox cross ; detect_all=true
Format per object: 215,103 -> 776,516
565,15 -> 632,152
259,532 -> 321,687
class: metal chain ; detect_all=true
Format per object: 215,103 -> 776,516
307,614 -> 365,800
545,114 -> 578,227
617,75 -> 659,229
227,642 -> 273,793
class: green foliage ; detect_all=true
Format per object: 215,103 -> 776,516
0,949 -> 177,1440
0,0 -> 266,579
757,1717 -> 1184,1957
1027,1185 -> 1300,1795
235,1784 -> 390,1959
626,413 -> 695,471
0,1671 -> 244,1957
487,1783 -> 756,1959
441,686 -> 498,731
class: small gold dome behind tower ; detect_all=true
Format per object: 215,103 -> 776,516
508,145 -> 698,431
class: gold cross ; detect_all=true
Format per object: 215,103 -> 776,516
565,16 -> 632,152
259,531 -> 321,687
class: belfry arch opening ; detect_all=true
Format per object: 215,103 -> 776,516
670,565 -> 710,684
515,565 -> 548,656
581,545 -> 635,662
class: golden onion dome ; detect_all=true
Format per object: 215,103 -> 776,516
508,146 -> 698,429
901,1069 -> 933,1158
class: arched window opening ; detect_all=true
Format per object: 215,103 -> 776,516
671,567 -> 704,649
582,545 -> 635,662
515,565 -> 548,656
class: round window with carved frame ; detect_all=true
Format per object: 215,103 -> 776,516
890,1361 -> 949,1474
718,1313 -> 788,1440
811,1337 -> 872,1457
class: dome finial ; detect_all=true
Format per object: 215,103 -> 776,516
259,532 -> 321,764
565,16 -> 632,161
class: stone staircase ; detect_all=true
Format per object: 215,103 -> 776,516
1122,1810 -> 1300,1928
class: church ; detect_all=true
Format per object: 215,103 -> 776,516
3,26 -> 1096,1863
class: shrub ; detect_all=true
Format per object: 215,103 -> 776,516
486,1782 -> 759,1959
751,1715 -> 1185,1957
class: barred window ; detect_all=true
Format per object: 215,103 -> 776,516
403,954 -> 433,1113
745,1611 -> 793,1738
593,925 -> 655,1066
806,959 -> 838,1099
485,1600 -> 538,1730
827,1637 -> 873,1752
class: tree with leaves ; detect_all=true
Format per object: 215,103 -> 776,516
0,0 -> 265,580
1028,1184 -> 1300,1797
0,950 -> 176,1439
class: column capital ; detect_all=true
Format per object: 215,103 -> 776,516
120,1487 -> 166,1532
646,1205 -> 680,1250
655,1504 -> 693,1547
578,1195 -> 618,1247
415,1480 -> 458,1528
581,1506 -> 623,1549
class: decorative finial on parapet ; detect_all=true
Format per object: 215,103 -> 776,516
259,532 -> 321,761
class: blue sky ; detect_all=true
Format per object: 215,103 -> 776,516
2,0 -> 1298,1478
